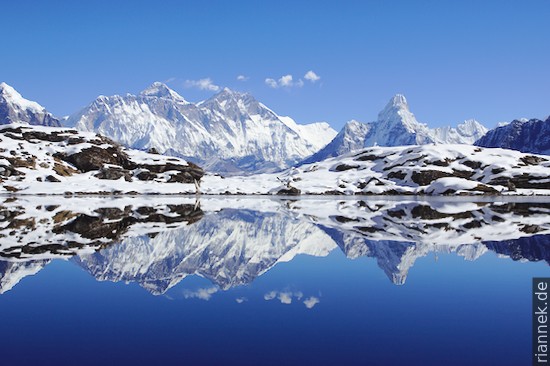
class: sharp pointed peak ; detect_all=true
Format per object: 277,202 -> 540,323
387,94 -> 408,108
378,94 -> 410,120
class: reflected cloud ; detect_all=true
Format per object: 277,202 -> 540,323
265,290 -> 306,305
183,287 -> 218,301
304,296 -> 320,309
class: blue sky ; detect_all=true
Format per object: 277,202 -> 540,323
2,0 -> 549,130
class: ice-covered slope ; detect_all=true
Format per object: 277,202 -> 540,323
304,95 -> 488,163
65,83 -> 336,174
475,117 -> 550,155
301,120 -> 371,164
433,119 -> 488,144
0,82 -> 60,127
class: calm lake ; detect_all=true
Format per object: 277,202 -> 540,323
0,196 -> 548,365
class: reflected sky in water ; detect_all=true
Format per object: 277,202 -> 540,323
0,196 -> 548,365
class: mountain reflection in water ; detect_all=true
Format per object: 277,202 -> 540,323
0,196 -> 548,294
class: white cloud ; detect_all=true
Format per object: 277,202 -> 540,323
265,78 -> 278,88
237,75 -> 249,81
265,74 -> 304,89
184,78 -> 220,91
183,287 -> 218,300
264,291 -> 277,300
303,296 -> 320,309
279,74 -> 294,87
164,77 -> 176,83
304,70 -> 320,83
235,297 -> 248,304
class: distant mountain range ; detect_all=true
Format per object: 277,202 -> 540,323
65,83 -> 337,174
2,81 -> 550,174
302,95 -> 488,164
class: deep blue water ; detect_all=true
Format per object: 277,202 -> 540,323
0,197 -> 548,365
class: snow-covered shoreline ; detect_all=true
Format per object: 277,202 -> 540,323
3,123 -> 550,196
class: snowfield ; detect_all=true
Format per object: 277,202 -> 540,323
2,123 -> 550,196
201,144 -> 550,196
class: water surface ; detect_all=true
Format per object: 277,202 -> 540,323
0,196 -> 548,365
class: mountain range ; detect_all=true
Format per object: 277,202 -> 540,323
64,82 -> 337,174
2,81 -> 549,175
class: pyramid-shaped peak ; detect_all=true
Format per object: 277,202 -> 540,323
140,82 -> 187,102
377,94 -> 412,121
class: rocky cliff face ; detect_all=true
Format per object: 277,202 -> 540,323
475,117 -> 550,155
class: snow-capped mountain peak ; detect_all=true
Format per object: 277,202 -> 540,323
140,82 -> 188,103
376,94 -> 424,131
385,93 -> 409,110
0,82 -> 45,112
456,119 -> 488,137
303,94 -> 489,164
363,94 -> 431,146
432,119 -> 488,144
0,82 -> 60,127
